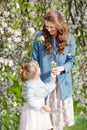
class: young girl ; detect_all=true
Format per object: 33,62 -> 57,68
18,60 -> 56,130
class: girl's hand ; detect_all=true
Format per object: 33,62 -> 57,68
42,105 -> 51,112
50,72 -> 56,83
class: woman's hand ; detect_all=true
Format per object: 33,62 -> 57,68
52,66 -> 65,75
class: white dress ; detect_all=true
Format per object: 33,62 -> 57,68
19,78 -> 56,130
48,84 -> 75,130
19,103 -> 52,130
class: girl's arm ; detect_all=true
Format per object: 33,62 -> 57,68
34,74 -> 56,98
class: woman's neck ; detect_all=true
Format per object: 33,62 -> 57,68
52,35 -> 56,39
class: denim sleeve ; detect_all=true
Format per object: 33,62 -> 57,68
31,32 -> 41,62
63,34 -> 76,72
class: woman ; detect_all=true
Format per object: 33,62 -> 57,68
32,10 -> 76,130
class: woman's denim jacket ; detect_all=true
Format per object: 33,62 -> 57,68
31,32 -> 76,100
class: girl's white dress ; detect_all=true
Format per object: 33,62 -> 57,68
19,103 -> 52,130
19,78 -> 56,130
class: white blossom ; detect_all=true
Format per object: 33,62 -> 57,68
1,21 -> 8,28
13,102 -> 17,107
1,110 -> 7,116
7,38 -> 12,42
0,58 -> 7,65
37,36 -> 45,42
13,37 -> 21,43
8,44 -> 15,50
0,27 -> 4,34
21,51 -> 27,58
3,11 -> 10,17
16,3 -> 20,9
7,27 -> 14,34
28,27 -> 35,36
8,59 -> 14,67
14,29 -> 21,37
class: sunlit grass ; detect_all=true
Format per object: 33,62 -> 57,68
64,114 -> 87,130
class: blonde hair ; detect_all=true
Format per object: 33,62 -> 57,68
18,60 -> 40,81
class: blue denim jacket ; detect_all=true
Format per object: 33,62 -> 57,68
31,32 -> 76,99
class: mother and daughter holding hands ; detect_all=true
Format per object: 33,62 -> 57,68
19,10 -> 76,130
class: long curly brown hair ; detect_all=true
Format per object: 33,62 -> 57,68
42,10 -> 68,54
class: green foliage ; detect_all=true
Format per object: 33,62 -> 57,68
1,111 -> 20,130
7,81 -> 22,100
0,78 -> 23,130
64,115 -> 87,130
0,70 -> 23,130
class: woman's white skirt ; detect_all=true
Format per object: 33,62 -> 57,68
48,85 -> 75,130
19,103 -> 53,130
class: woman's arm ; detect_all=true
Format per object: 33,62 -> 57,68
52,34 -> 76,75
31,32 -> 42,61
63,34 -> 76,72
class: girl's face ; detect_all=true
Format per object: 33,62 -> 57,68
45,20 -> 57,37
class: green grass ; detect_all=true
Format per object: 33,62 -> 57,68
64,114 -> 87,130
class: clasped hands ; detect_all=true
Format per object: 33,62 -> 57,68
51,66 -> 65,75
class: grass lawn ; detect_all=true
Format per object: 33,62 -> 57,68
64,114 -> 87,130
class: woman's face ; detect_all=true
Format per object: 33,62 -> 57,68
44,20 -> 57,36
